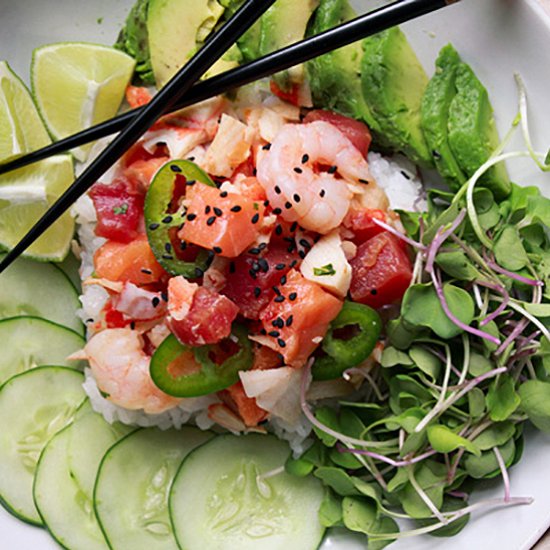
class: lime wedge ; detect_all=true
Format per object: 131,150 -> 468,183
0,155 -> 75,261
0,61 -> 51,161
31,42 -> 135,161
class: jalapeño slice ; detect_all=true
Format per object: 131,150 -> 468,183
312,301 -> 382,381
150,324 -> 253,397
145,159 -> 215,277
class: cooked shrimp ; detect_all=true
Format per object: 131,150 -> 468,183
84,328 -> 182,414
256,121 -> 372,233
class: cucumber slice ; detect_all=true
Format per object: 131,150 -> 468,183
94,427 -> 212,550
0,366 -> 85,524
33,401 -> 132,550
67,401 -> 133,497
0,316 -> 84,386
170,434 -> 325,550
0,254 -> 83,335
33,423 -> 108,550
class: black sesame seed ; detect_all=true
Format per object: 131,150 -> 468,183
319,189 -> 326,198
293,194 -> 301,203
272,318 -> 284,329
162,254 -> 174,260
130,321 -> 136,330
149,223 -> 160,231
231,205 -> 242,213
220,191 -> 228,198
251,213 -> 260,224
161,292 -> 168,302
170,164 -> 182,173
258,258 -> 269,272
165,243 -> 172,253
205,206 -> 211,214
195,267 -> 204,278
370,289 -> 378,295
290,222 -> 298,232
263,200 -> 270,207
260,328 -> 267,335
187,156 -> 195,162
229,261 -> 236,274
286,315 -> 293,327
249,247 -> 261,255
187,180 -> 196,186
272,286 -> 281,296
277,338 -> 287,348
274,295 -> 285,303
252,261 -> 260,272
359,178 -> 369,184
269,330 -> 280,338
274,185 -> 282,195
328,165 -> 337,174
249,269 -> 257,279
206,216 -> 216,226
214,207 -> 223,217
162,215 -> 173,224
301,154 -> 309,164
253,168 -> 257,176
293,167 -> 303,174
275,263 -> 286,271
287,244 -> 296,254
273,207 -> 282,215
262,143 -> 272,150
299,239 -> 311,249
400,170 -> 411,180
141,268 -> 152,275
180,241 -> 187,250
187,213 -> 197,221
254,287 -> 261,297
290,260 -> 298,268
280,275 -> 287,285
284,202 -> 292,210
259,242 -> 267,251
298,250 -> 306,259
152,297 -> 160,308
432,150 -> 442,160
289,292 -> 297,301
86,318 -> 94,324
213,246 -> 222,254
275,225 -> 283,236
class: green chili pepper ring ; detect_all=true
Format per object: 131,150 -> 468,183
312,301 -> 382,381
145,159 -> 216,277
150,324 -> 253,397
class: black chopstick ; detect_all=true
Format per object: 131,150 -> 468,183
0,0 -> 460,274
0,0 -> 275,274
0,0 -> 460,176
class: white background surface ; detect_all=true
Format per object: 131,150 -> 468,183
1,0 -> 550,549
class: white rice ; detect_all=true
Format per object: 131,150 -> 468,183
74,142 -> 424,455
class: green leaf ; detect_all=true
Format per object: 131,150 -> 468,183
468,352 -> 493,377
464,438 -> 515,479
518,380 -> 550,431
471,422 -> 515,451
318,490 -> 343,528
436,250 -> 479,281
313,407 -> 340,447
368,516 -> 399,550
400,463 -> 446,518
329,447 -> 363,470
521,302 -> 550,318
380,346 -> 413,367
340,409 -> 367,440
494,226 -> 529,271
486,374 -> 520,422
402,283 -> 475,339
525,194 -> 550,227
539,338 -> 550,376
401,430 -> 428,456
396,209 -> 423,238
387,467 -> 409,493
386,318 -> 424,350
427,424 -> 481,456
285,455 -> 315,477
342,496 -> 377,534
409,346 -> 442,380
314,467 -> 361,497
509,183 -> 540,213
423,201 -> 460,244
352,477 -> 383,503
468,387 -> 486,419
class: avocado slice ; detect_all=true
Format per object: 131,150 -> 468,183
361,27 -> 433,167
258,0 -> 319,90
421,44 -> 467,189
448,63 -> 511,199
147,0 -> 225,87
217,0 -> 261,62
115,0 -> 155,85
305,0 -> 391,147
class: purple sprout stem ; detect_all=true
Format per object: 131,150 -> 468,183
336,443 -> 438,468
486,259 -> 543,287
496,318 -> 529,355
447,490 -> 469,500
431,270 -> 501,345
425,209 -> 467,274
476,280 -> 510,326
371,218 -> 427,250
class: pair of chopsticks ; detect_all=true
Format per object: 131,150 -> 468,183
0,0 -> 461,274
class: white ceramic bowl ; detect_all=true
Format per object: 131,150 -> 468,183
1,1 -> 550,548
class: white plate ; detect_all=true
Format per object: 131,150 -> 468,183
2,0 -> 550,548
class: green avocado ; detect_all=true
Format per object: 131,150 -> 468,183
447,63 -> 511,199
361,27 -> 433,167
421,44 -> 466,189
258,0 -> 319,90
115,0 -> 155,85
147,0 -> 225,87
305,0 -> 390,146
217,0 -> 261,62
